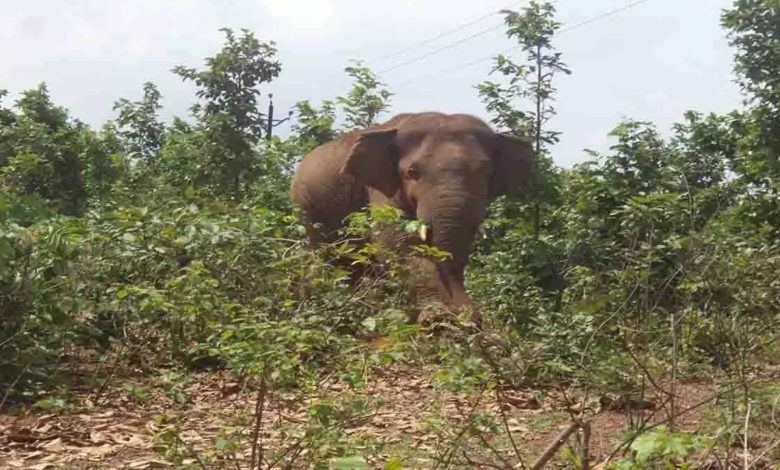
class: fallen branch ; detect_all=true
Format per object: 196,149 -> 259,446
531,421 -> 580,470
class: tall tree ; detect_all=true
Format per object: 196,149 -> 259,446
721,0 -> 780,186
0,84 -> 88,215
0,90 -> 16,168
173,28 -> 281,200
669,111 -> 735,190
337,61 -> 392,130
113,82 -> 165,163
720,0 -> 780,231
82,122 -> 128,203
478,1 -> 570,237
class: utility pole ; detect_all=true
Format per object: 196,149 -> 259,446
265,93 -> 293,141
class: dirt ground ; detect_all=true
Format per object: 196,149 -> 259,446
0,359 -> 730,469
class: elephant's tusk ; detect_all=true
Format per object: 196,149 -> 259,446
417,224 -> 428,242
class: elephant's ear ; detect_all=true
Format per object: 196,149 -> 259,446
339,128 -> 400,197
489,133 -> 534,198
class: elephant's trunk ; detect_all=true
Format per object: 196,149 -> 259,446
417,188 -> 485,314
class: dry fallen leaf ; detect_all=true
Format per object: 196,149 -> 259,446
89,430 -> 110,444
127,458 -> 172,469
41,438 -> 66,452
35,423 -> 53,435
73,444 -> 115,459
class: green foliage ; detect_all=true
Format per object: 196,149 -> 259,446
172,28 -> 281,199
293,99 -> 337,150
475,1 -> 568,318
721,0 -> 780,233
479,1 -> 570,147
113,82 -> 165,163
0,84 -> 89,215
1,8 -> 780,465
611,426 -> 714,469
722,0 -> 780,169
337,61 -> 393,130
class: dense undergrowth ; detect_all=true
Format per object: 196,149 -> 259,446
2,1 -> 780,468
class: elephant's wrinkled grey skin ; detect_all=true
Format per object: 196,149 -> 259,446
290,112 -> 534,324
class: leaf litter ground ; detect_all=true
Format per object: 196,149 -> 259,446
0,357 -> 730,469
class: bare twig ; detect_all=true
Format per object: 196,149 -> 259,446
670,309 -> 679,431
474,427 -> 516,469
0,367 -> 27,412
265,436 -> 306,470
496,387 -> 527,469
176,434 -> 208,470
744,402 -> 751,470
581,422 -> 591,470
531,421 -> 579,470
0,329 -> 23,350
461,450 -> 506,470
772,394 -> 780,429
93,345 -> 127,405
433,384 -> 487,470
750,439 -> 780,469
622,343 -> 672,399
250,374 -> 268,470
605,380 -> 746,464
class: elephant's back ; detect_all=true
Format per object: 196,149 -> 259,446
291,136 -> 365,229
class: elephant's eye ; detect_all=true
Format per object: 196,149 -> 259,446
405,163 -> 421,180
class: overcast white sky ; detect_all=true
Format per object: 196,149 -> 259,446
0,0 -> 743,167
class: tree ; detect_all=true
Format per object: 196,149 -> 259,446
82,122 -> 128,203
113,82 -> 165,163
0,90 -> 16,168
721,0 -> 780,186
0,84 -> 88,215
668,111 -> 736,190
478,1 -> 570,237
292,100 -> 337,150
720,0 -> 780,230
172,28 -> 281,199
337,61 -> 392,130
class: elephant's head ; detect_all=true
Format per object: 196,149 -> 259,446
339,113 -> 534,314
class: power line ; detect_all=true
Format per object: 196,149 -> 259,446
378,21 -> 508,75
558,0 -> 649,34
284,1 -> 525,92
393,0 -> 651,90
375,0 -> 522,63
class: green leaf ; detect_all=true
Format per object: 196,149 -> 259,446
361,317 -> 377,332
384,457 -> 403,470
328,456 -> 370,470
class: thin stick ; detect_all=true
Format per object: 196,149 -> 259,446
250,375 -> 268,470
744,402 -> 751,470
176,434 -> 208,470
605,381 -> 745,464
434,385 -> 487,470
531,421 -> 579,470
750,438 -> 779,469
496,388 -> 527,469
581,422 -> 591,470
670,309 -> 679,431
461,450 -> 506,470
0,367 -> 27,412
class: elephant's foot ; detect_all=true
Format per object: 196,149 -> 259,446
417,302 -> 482,333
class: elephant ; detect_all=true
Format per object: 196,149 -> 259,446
289,112 -> 534,324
